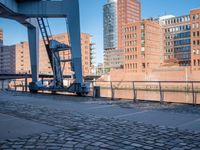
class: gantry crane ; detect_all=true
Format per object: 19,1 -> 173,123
0,0 -> 89,95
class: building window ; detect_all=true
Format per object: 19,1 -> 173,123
193,40 -> 196,45
194,60 -> 196,66
192,15 -> 196,20
196,23 -> 199,29
193,32 -> 196,37
198,59 -> 200,66
192,24 -> 195,29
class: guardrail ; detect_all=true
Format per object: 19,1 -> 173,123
90,81 -> 200,106
1,78 -> 200,106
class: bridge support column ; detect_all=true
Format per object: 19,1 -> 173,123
67,0 -> 83,85
27,19 -> 39,84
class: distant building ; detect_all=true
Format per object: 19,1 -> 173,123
103,0 -> 118,50
103,0 -> 119,71
123,19 -> 162,72
90,42 -> 96,74
0,33 -> 92,76
117,0 -> 141,50
160,15 -> 191,66
103,0 -> 141,71
191,8 -> 200,71
0,28 -> 3,47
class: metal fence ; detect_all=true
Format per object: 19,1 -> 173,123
1,78 -> 200,105
90,81 -> 200,106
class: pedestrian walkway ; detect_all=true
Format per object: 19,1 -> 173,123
0,91 -> 200,149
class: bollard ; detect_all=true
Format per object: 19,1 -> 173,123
93,86 -> 100,98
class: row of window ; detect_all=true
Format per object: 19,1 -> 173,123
174,32 -> 190,39
125,41 -> 137,46
165,39 -> 191,46
192,23 -> 199,29
125,55 -> 137,60
125,47 -> 137,53
124,26 -> 137,33
165,49 -> 173,53
124,33 -> 137,39
125,63 -> 138,70
193,40 -> 200,46
165,16 -> 190,25
193,59 -> 200,66
175,53 -> 190,59
174,39 -> 190,46
165,25 -> 190,33
192,49 -> 200,55
174,46 -> 191,52
192,14 -> 199,20
193,31 -> 200,37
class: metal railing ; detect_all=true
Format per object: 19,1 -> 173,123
1,78 -> 200,106
90,80 -> 200,106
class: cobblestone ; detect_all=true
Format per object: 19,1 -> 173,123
0,92 -> 200,149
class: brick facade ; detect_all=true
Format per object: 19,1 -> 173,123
191,9 -> 200,72
117,0 -> 141,50
0,33 -> 92,76
124,20 -> 162,73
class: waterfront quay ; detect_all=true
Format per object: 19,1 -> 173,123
1,91 -> 200,150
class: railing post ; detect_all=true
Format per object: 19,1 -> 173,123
14,80 -> 17,91
41,77 -> 44,85
92,80 -> 95,98
25,73 -> 28,92
132,81 -> 137,102
22,81 -> 24,92
8,81 -> 11,91
1,80 -> 4,90
110,81 -> 114,100
192,82 -> 196,106
159,81 -> 164,104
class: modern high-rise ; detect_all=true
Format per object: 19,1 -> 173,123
103,0 -> 141,71
0,28 -> 3,47
191,8 -> 200,71
0,33 -> 92,76
103,0 -> 120,71
117,0 -> 141,50
103,0 -> 118,50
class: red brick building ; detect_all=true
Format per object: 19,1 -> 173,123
117,0 -> 141,50
123,19 -> 162,73
191,9 -> 200,71
0,33 -> 92,76
103,0 -> 141,71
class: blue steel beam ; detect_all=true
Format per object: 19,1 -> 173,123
0,0 -> 83,85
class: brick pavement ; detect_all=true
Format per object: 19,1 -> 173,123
0,96 -> 200,150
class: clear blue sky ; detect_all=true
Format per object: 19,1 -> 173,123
0,0 -> 200,64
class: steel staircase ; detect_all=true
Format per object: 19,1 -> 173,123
37,17 -> 73,88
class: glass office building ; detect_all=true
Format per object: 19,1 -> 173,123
103,0 -> 118,50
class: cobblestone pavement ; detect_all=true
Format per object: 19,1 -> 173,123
1,92 -> 200,149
